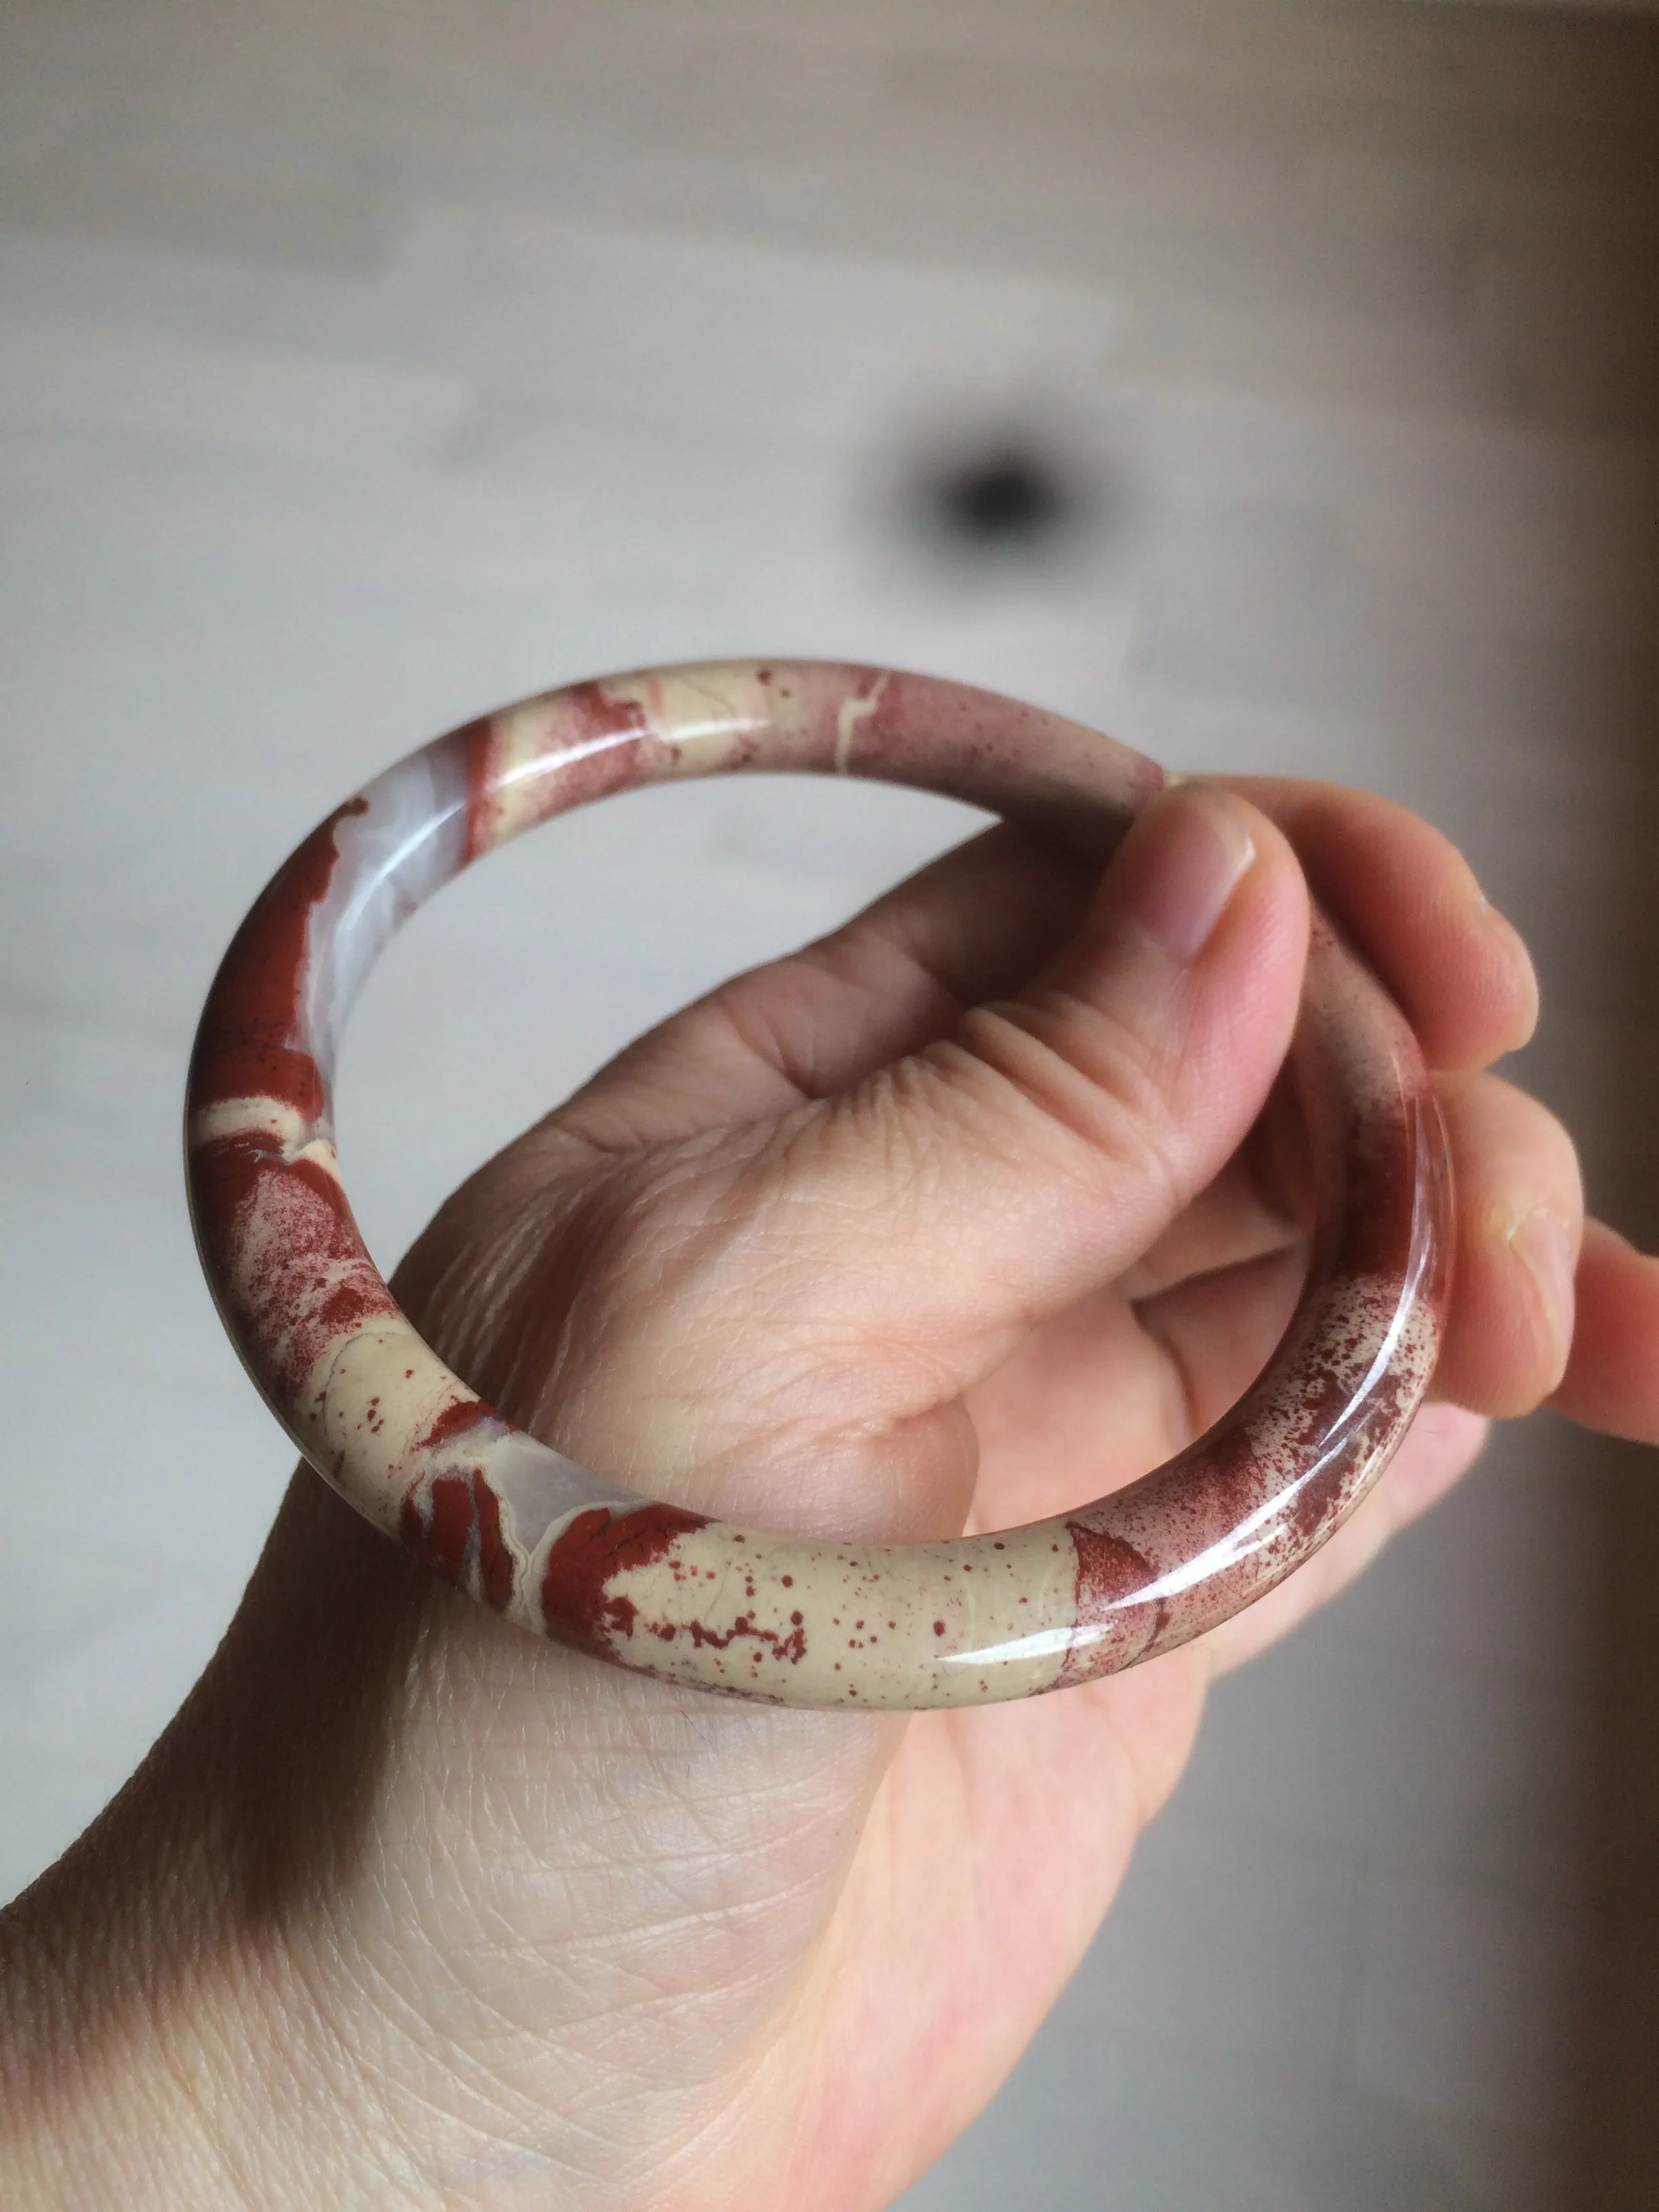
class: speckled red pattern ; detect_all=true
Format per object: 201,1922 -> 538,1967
186,660 -> 1451,1709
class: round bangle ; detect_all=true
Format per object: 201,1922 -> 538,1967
187,659 -> 1451,1708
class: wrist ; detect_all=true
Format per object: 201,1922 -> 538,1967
0,1467 -> 885,2212
0,1714 -> 417,2212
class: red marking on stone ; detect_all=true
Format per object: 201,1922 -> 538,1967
400,1467 -> 514,1612
842,669 -> 1164,839
539,1501 -> 712,1657
651,1613 -> 808,1665
470,1477 -> 511,1607
1058,1523 -> 1166,1685
1334,1094 -> 1429,1282
191,1134 -> 399,1401
418,1397 -> 497,1452
186,792 -> 410,1399
450,712 -> 497,867
1175,1422 -> 1265,1540
188,797 -> 367,1122
460,685 -> 661,863
1294,1353 -> 1407,1551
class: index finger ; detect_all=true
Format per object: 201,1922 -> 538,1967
1225,777 -> 1538,1073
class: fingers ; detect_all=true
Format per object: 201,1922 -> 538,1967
1115,1105 -> 1308,1300
1429,1069 -> 1582,1416
556,825 -> 1096,1149
968,1061 -> 1590,1541
962,1246 -> 1309,1540
1227,778 -> 1537,1072
560,773 -> 1536,1163
771,785 -> 1311,1374
1132,1243 -> 1308,1442
987,1061 -> 1595,1435
1548,1218 -> 1659,1443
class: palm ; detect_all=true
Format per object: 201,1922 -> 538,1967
372,1162 -> 1269,2207
384,1091 -> 1474,2208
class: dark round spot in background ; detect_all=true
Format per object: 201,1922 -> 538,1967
920,441 -> 1080,554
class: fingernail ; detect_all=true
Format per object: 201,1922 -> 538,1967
1105,785 -> 1256,964
1509,1207 -> 1575,1383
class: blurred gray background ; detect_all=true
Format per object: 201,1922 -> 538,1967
3,2 -> 1658,2206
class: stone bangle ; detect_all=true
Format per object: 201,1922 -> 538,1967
187,660 -> 1451,1708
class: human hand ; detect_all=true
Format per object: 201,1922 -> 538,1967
5,775 -> 1647,2211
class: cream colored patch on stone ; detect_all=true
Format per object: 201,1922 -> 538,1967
569,1515 -> 1078,1709
189,1096 -> 312,1150
302,1322 -> 460,1532
485,697 -> 575,848
602,661 -> 772,773
834,668 -> 889,775
289,1134 -> 346,1183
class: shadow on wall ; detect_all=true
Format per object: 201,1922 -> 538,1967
1505,16 -> 1659,2195
1530,27 -> 1659,2203
894,422 -> 1108,567
1582,617 -> 1659,2204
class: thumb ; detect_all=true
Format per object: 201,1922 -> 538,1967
398,783 -> 1314,1547
777,782 -> 1311,1377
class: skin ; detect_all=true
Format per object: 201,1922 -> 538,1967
1,778 -> 1649,2212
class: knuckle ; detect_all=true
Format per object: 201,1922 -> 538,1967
946,993 -> 1191,1215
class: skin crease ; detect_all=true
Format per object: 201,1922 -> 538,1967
2,779 -> 1652,2212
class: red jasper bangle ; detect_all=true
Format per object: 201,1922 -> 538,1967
187,661 -> 1451,1708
